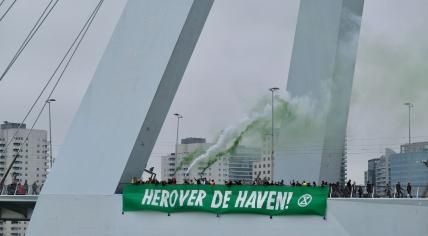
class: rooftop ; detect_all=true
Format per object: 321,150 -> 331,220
0,121 -> 26,130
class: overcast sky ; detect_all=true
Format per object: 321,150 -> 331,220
1,0 -> 427,183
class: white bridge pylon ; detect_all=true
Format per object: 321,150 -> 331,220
38,0 -> 214,196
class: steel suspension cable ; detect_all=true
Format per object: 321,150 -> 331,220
0,0 -> 6,9
0,0 -> 17,23
0,0 -> 104,186
0,0 -> 59,82
1,0 -> 102,160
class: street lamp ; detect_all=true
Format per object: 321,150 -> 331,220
404,102 -> 414,145
173,113 -> 183,160
269,87 -> 279,179
46,98 -> 56,169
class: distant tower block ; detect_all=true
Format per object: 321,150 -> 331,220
275,0 -> 364,183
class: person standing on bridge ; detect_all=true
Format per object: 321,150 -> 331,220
24,180 -> 29,194
16,183 -> 26,195
396,182 -> 403,198
366,181 -> 373,198
32,181 -> 38,195
407,183 -> 412,198
358,186 -> 363,198
385,183 -> 392,198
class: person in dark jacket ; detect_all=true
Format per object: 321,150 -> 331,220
31,181 -> 38,195
366,181 -> 373,198
406,183 -> 412,198
357,186 -> 363,198
396,182 -> 403,198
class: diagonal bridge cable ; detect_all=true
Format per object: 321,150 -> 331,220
0,0 -> 7,9
0,0 -> 105,187
0,0 -> 17,23
0,0 -> 59,82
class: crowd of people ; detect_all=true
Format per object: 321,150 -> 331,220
130,177 -> 426,198
0,180 -> 42,195
130,177 -> 326,187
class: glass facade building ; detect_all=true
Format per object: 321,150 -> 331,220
366,142 -> 428,196
389,152 -> 428,189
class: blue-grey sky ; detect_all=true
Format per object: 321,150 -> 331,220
0,0 -> 427,183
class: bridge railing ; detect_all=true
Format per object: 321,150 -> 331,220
0,184 -> 42,196
0,181 -> 425,198
328,184 -> 428,199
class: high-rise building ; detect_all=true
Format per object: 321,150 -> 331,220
161,137 -> 261,184
0,121 -> 49,235
365,143 -> 428,197
366,149 -> 396,196
389,142 -> 428,196
340,137 -> 348,185
228,146 -> 261,183
366,158 -> 378,186
252,134 -> 273,181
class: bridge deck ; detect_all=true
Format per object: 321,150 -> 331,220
0,195 -> 37,221
25,195 -> 428,236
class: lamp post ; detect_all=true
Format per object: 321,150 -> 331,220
404,102 -> 413,145
173,113 -> 183,160
46,98 -> 56,169
269,87 -> 279,180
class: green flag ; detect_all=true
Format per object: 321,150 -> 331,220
123,184 -> 328,216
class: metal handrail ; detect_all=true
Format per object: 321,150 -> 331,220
329,184 -> 428,199
0,184 -> 42,195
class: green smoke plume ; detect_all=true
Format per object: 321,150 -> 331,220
173,147 -> 204,174
199,96 -> 297,170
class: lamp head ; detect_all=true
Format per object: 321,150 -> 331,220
404,102 -> 413,107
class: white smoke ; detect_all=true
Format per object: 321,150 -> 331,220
186,101 -> 273,174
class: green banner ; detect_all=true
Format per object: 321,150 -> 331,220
123,184 -> 328,216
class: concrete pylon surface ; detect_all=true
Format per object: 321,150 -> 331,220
28,0 -> 213,234
39,0 -> 213,195
275,0 -> 364,183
